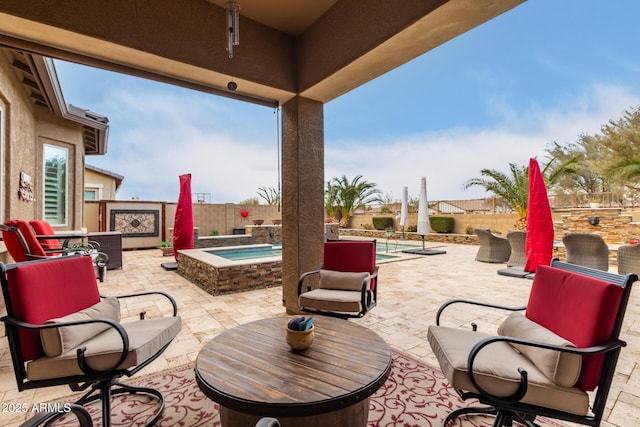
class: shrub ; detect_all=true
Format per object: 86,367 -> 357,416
406,224 -> 417,232
362,223 -> 373,230
372,217 -> 394,230
464,225 -> 474,234
429,216 -> 454,233
210,229 -> 220,236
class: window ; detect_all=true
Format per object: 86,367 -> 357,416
85,189 -> 98,200
43,144 -> 68,225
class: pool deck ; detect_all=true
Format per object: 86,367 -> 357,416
1,242 -> 638,426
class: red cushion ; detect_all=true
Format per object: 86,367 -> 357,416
5,256 -> 100,360
526,265 -> 624,391
323,241 -> 376,289
3,220 -> 48,261
2,221 -> 30,262
29,220 -> 62,255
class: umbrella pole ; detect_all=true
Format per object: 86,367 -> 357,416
421,235 -> 425,250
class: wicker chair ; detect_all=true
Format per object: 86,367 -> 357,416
505,230 -> 527,267
562,233 -> 609,271
617,243 -> 640,275
474,229 -> 511,263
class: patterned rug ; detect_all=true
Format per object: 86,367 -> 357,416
51,351 -> 566,426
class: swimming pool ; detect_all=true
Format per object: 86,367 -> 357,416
177,241 -> 424,296
205,244 -> 283,261
205,242 -> 418,262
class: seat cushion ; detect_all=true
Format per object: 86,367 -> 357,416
26,316 -> 182,380
427,325 -> 589,416
40,297 -> 121,357
299,289 -> 362,314
498,312 -> 581,387
527,265 -> 624,391
319,269 -> 368,291
6,256 -> 101,361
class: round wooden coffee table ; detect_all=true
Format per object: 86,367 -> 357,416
195,316 -> 392,427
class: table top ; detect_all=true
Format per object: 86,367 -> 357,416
195,316 -> 392,418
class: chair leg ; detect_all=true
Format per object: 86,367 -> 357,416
71,377 -> 165,427
20,404 -> 93,427
444,405 -> 540,427
444,405 -> 497,426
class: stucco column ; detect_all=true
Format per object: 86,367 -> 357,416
281,96 -> 325,314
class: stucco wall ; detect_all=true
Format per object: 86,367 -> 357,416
85,168 -> 118,200
0,51 -> 86,230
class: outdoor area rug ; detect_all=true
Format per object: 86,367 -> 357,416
49,350 -> 566,427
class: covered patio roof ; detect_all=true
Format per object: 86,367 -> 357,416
0,0 -> 527,313
0,0 -> 525,107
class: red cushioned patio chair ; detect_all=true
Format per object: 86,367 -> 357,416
428,259 -> 636,426
298,240 -> 378,319
0,255 -> 182,427
29,219 -> 66,256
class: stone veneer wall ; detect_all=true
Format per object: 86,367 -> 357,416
178,224 -> 336,296
178,256 -> 282,296
192,223 -> 338,249
339,229 -> 479,245
553,208 -> 640,244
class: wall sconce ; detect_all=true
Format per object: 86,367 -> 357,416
588,216 -> 600,226
225,2 -> 240,58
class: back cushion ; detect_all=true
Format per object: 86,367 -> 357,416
29,220 -> 62,255
527,265 -> 624,391
323,241 -> 376,289
319,269 -> 369,291
5,220 -> 48,260
5,256 -> 101,360
2,221 -> 30,263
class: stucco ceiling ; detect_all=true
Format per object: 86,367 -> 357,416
0,0 -> 526,107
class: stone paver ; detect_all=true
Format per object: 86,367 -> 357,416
0,243 -> 638,426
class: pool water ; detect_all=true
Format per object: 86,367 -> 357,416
206,245 -> 282,261
206,241 -> 423,262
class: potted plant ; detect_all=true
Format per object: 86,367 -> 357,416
159,240 -> 173,256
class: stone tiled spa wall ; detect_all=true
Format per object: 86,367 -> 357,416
178,255 -> 282,295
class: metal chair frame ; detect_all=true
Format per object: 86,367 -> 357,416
434,259 -> 636,427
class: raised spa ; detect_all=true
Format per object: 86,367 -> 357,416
176,242 -> 416,296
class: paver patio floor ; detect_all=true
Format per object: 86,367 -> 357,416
1,243 -> 638,426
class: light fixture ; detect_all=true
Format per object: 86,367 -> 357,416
225,2 -> 240,58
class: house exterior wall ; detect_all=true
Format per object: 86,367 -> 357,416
85,168 -> 118,200
0,51 -> 87,263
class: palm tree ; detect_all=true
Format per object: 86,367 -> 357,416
463,157 -> 578,229
326,175 -> 383,227
463,163 -> 529,228
606,157 -> 640,189
324,181 -> 340,222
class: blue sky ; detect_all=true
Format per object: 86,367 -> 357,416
55,0 -> 640,204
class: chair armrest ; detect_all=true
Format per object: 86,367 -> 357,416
103,291 -> 178,317
297,269 -> 321,295
2,316 -> 130,376
436,299 -> 526,326
466,335 -> 627,405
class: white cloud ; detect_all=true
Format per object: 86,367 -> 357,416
86,79 -> 640,204
90,88 -> 281,202
326,83 -> 640,202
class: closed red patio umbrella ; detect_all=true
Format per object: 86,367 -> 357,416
524,158 -> 554,273
173,173 -> 194,260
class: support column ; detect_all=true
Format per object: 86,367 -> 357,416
281,96 -> 325,314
